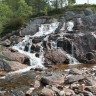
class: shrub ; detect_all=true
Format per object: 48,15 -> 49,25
0,17 -> 25,36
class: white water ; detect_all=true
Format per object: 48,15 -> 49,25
67,21 -> 74,31
60,22 -> 65,31
66,42 -> 80,64
66,54 -> 80,64
12,22 -> 59,73
33,22 -> 59,37
11,21 -> 81,74
92,32 -> 96,38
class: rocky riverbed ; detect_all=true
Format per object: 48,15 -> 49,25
0,64 -> 96,96
0,8 -> 96,96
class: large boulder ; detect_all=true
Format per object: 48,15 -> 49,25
82,14 -> 96,26
40,72 -> 64,85
0,59 -> 11,71
73,33 -> 96,64
69,68 -> 83,75
0,59 -> 27,71
2,51 -> 29,64
0,39 -> 11,47
5,60 -> 28,71
64,75 -> 84,84
44,49 -> 69,65
84,8 -> 93,16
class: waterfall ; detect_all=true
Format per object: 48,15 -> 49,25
67,20 -> 74,32
60,22 -> 65,31
77,18 -> 83,26
66,42 -> 80,64
12,22 -> 59,71
92,32 -> 96,38
33,22 -> 59,37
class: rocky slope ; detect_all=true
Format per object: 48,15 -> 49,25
0,8 -> 96,96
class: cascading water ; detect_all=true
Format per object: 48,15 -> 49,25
66,42 -> 80,64
67,20 -> 74,32
92,32 -> 96,38
11,20 -> 81,74
12,22 -> 59,72
33,22 -> 59,37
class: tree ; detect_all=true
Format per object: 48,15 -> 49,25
0,2 -> 12,34
25,0 -> 49,14
5,0 -> 33,18
68,0 -> 76,6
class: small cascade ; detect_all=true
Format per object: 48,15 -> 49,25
12,22 -> 60,70
92,32 -> 96,38
33,22 -> 59,37
77,18 -> 83,26
67,20 -> 74,32
60,22 -> 65,31
66,42 -> 80,64
13,35 -> 45,69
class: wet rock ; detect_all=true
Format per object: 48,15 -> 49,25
32,37 -> 42,43
24,45 -> 29,52
31,45 -> 36,53
35,46 -> 40,52
10,35 -> 22,45
2,51 -> 27,64
65,75 -> 84,84
0,59 -> 11,71
0,39 -> 11,47
5,60 -> 28,71
84,8 -> 93,16
41,87 -> 55,96
69,68 -> 83,75
86,52 -> 95,60
44,49 -> 68,65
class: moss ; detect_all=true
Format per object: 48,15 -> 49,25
0,47 -> 3,52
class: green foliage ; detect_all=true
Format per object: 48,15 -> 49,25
0,47 -> 3,52
25,0 -> 48,14
68,0 -> 76,5
1,17 -> 25,36
0,2 -> 13,34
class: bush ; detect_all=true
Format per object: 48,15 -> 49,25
0,17 -> 25,36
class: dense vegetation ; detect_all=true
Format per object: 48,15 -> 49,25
0,0 -> 96,37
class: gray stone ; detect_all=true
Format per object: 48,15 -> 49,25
41,72 -> 64,85
84,8 -> 93,16
69,68 -> 83,75
65,75 -> 84,84
44,49 -> 68,65
41,87 -> 55,96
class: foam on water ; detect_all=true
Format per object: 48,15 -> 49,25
67,21 -> 74,32
12,22 -> 60,73
33,22 -> 59,37
66,54 -> 80,64
92,32 -> 96,38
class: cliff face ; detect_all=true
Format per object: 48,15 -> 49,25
17,8 -> 96,64
0,8 -> 96,65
